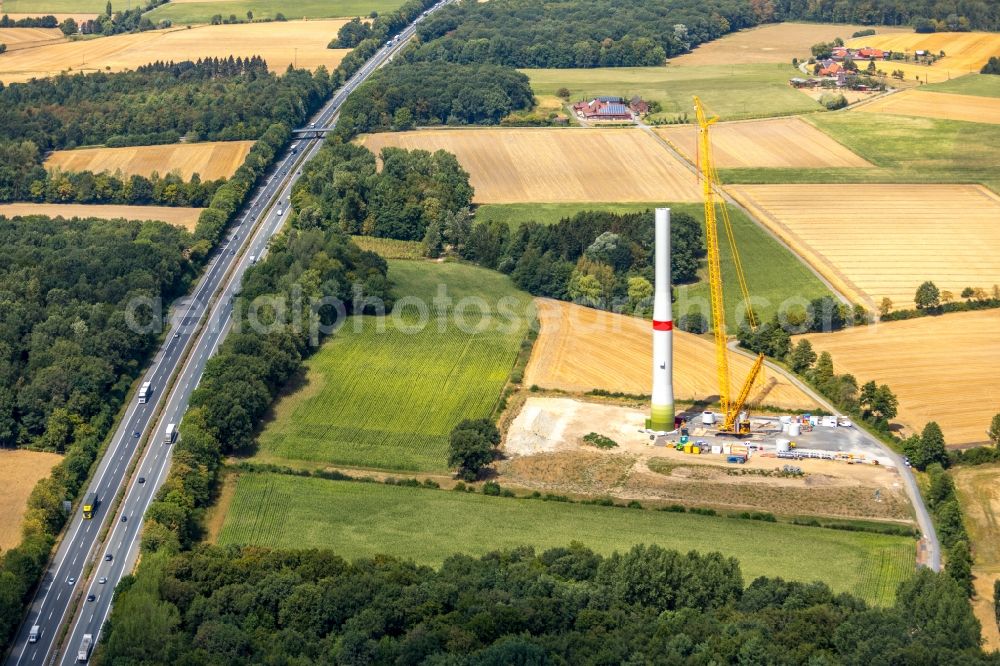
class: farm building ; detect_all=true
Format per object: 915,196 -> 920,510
830,46 -> 888,61
573,98 -> 634,121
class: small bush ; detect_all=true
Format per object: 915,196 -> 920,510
626,500 -> 643,509
660,504 -> 687,513
583,432 -> 618,449
819,92 -> 848,110
690,507 -> 717,516
482,481 -> 502,496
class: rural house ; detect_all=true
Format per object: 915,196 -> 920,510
572,97 -> 634,121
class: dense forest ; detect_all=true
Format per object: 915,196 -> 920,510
0,216 -> 194,646
410,0 -> 759,68
454,210 -> 705,316
291,142 -> 473,241
773,0 -> 999,31
98,543 -> 991,664
335,62 -> 534,136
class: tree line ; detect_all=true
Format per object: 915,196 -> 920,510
96,541 -> 990,664
291,142 -> 474,242
0,215 -> 194,648
771,0 -> 999,31
334,61 -> 535,137
409,0 -> 759,68
71,0 -> 171,36
0,14 -> 58,27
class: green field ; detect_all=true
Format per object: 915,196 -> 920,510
923,73 -> 1000,98
525,64 -> 822,122
146,0 -> 404,23
350,235 -> 423,259
719,114 -> 1000,194
250,260 -> 532,472
219,472 -> 916,606
475,202 -> 834,325
2,0 -> 108,11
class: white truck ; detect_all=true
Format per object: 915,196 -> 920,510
77,633 -> 93,662
138,382 -> 151,404
28,625 -> 39,643
165,423 -> 177,444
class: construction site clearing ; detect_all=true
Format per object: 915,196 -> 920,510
502,396 -> 913,523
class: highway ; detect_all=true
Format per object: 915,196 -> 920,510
5,5 -> 447,665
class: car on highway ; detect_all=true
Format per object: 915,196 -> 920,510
120,515 -> 127,522
173,331 -> 180,338
67,576 -> 75,585
133,431 -> 140,438
138,477 -> 146,484
86,594 -> 95,602
105,554 -> 113,562
98,577 -> 107,584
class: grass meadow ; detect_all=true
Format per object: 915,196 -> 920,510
525,64 -> 822,122
475,202 -> 833,326
147,0 -> 404,23
218,472 -> 916,606
722,114 -> 1000,194
923,73 -> 1000,98
250,260 -> 532,472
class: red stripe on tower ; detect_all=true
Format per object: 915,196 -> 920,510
652,320 -> 673,331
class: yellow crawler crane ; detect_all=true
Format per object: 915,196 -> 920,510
694,97 -> 765,435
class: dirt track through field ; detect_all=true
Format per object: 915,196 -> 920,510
525,298 -> 816,410
45,140 -> 255,180
658,117 -> 872,168
0,20 -> 349,83
802,309 -> 1000,446
0,202 -> 204,229
856,89 -> 1000,125
728,183 -> 1000,307
0,449 -> 62,550
359,128 -> 702,203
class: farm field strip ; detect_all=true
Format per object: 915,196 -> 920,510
845,30 -> 1000,80
45,140 -> 255,180
252,261 -> 533,472
147,0 -> 405,23
217,471 -> 916,606
923,74 -> 1000,99
0,449 -> 63,550
358,128 -> 703,203
0,202 -> 204,229
657,116 -> 872,168
670,22 -> 909,66
0,20 -> 350,83
855,89 -> 1000,125
0,27 -> 65,51
728,184 -> 1000,307
801,309 -> 1000,446
525,298 -> 817,410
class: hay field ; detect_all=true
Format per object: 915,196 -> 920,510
147,0 -> 403,24
0,203 -> 204,229
1,0 -> 106,11
855,89 -> 1000,125
45,140 -> 254,180
524,298 -> 817,411
673,22 -> 908,66
802,310 -> 1000,446
0,27 -> 65,51
0,449 -> 62,551
847,31 -> 1000,76
358,128 -> 702,203
657,117 -> 872,168
728,184 -> 1000,307
953,464 -> 1000,650
0,20 -> 350,83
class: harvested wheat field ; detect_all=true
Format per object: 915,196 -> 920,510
358,128 -> 702,203
728,184 -> 1000,307
525,298 -> 816,410
672,22 -> 908,66
0,27 -> 65,51
846,31 -> 1000,80
953,464 -> 1000,650
0,449 -> 62,550
657,117 -> 872,168
0,203 -> 204,229
46,140 -> 255,180
856,89 -> 1000,125
0,20 -> 350,83
802,309 -> 1000,445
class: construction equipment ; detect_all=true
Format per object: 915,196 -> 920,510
693,97 -> 765,435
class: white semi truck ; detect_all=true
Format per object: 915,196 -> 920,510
77,633 -> 93,662
138,381 -> 151,404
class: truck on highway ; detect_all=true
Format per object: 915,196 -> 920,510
77,633 -> 92,662
82,492 -> 98,519
138,381 -> 151,404
165,423 -> 177,444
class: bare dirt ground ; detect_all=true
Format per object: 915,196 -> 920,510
953,464 -> 1000,650
0,449 -> 62,550
501,396 -> 912,522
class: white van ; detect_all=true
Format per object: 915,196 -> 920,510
29,625 -> 39,643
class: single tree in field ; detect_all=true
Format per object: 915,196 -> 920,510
961,286 -> 975,301
914,281 -> 940,309
448,419 -> 500,481
59,18 -> 78,36
988,413 -> 1000,446
106,1 -> 112,16
247,11 -> 253,21
878,297 -> 892,317
919,421 -> 948,470
788,339 -> 817,374
555,87 -> 571,100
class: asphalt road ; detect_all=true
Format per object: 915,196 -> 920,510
5,6 -> 447,665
